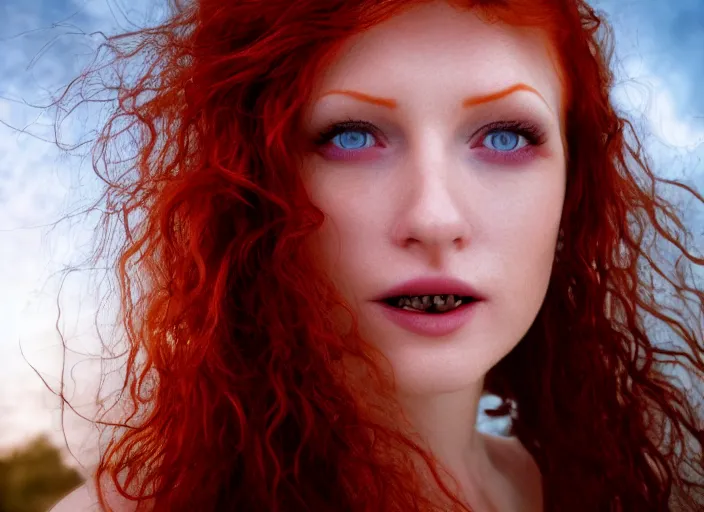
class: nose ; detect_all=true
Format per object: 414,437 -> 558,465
391,160 -> 470,263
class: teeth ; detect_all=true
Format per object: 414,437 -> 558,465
395,294 -> 465,312
435,295 -> 456,312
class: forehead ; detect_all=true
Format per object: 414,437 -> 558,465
311,2 -> 564,118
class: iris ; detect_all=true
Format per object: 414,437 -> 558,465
486,131 -> 519,151
334,131 -> 371,149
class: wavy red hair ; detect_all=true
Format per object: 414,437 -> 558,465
50,0 -> 703,510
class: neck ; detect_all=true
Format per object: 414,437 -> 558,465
396,382 -> 499,509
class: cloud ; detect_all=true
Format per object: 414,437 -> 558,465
0,0 -> 173,468
0,0 -> 113,460
596,0 -> 704,121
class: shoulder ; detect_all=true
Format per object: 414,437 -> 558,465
48,483 -> 98,512
48,474 -> 144,512
481,433 -> 544,512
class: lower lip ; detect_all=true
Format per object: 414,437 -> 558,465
373,300 -> 481,337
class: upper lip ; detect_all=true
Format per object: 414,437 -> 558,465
373,276 -> 486,301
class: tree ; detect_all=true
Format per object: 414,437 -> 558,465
0,435 -> 84,512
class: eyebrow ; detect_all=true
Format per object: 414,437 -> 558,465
319,82 -> 550,110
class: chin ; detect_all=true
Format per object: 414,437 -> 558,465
354,301 -> 527,395
376,339 -> 510,395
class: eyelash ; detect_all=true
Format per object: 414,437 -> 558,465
314,118 -> 546,155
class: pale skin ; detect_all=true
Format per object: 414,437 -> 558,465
301,1 -> 566,510
51,2 -> 564,511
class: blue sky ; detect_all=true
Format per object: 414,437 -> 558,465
0,0 -> 702,471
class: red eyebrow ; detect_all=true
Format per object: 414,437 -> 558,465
461,83 -> 548,108
320,82 -> 549,110
320,89 -> 398,109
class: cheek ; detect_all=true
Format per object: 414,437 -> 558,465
305,191 -> 375,296
486,226 -> 558,346
305,169 -> 384,256
488,172 -> 563,284
499,203 -> 562,314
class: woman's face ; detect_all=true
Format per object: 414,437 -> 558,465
300,1 -> 566,394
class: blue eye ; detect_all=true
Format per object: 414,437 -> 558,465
332,130 -> 374,150
483,131 -> 528,152
315,120 -> 380,151
315,119 -> 543,156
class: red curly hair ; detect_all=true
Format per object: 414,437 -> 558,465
50,0 -> 703,510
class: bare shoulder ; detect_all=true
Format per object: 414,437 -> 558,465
49,483 -> 99,512
481,433 -> 544,512
48,475 -> 144,512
